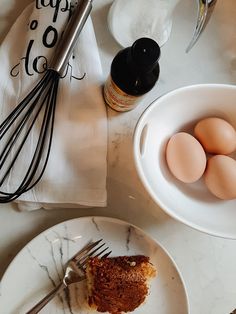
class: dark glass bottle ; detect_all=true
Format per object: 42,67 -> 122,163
104,37 -> 160,112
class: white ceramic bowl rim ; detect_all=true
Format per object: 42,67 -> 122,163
133,83 -> 236,239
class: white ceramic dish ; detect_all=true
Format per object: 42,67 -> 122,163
134,84 -> 236,239
107,0 -> 180,48
0,216 -> 189,314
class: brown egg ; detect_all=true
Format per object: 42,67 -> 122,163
166,132 -> 206,183
204,155 -> 236,200
194,117 -> 236,154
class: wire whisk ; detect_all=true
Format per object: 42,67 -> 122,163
0,0 -> 93,202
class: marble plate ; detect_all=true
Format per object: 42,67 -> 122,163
0,216 -> 189,314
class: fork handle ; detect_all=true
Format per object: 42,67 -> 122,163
25,282 -> 66,314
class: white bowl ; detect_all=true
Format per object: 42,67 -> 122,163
107,0 -> 179,47
133,84 -> 236,239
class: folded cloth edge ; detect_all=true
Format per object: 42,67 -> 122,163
0,1 -> 108,210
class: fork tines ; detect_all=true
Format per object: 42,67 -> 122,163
72,239 -> 111,269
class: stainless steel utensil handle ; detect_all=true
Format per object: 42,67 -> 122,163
49,0 -> 93,75
25,282 -> 65,314
186,0 -> 217,53
201,0 -> 217,31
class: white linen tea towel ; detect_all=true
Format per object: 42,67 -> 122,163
0,0 -> 107,210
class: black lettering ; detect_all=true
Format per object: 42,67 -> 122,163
24,40 -> 34,76
33,56 -> 48,74
61,0 -> 70,13
11,0 -> 73,78
41,0 -> 50,7
35,0 -> 41,9
30,20 -> 38,30
51,0 -> 62,23
10,63 -> 21,77
35,0 -> 71,23
42,26 -> 58,48
60,63 -> 86,81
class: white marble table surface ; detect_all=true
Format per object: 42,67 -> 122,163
1,0 -> 236,313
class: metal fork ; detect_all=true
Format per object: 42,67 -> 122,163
186,0 -> 217,52
26,239 -> 111,314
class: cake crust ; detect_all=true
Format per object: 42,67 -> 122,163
86,255 -> 156,314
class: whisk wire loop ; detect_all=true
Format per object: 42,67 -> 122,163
0,70 -> 60,202
0,71 -> 52,138
0,77 -> 50,172
22,71 -> 59,192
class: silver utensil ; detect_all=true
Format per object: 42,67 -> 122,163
26,239 -> 111,314
186,0 -> 217,52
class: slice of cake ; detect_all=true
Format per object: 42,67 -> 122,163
86,255 -> 157,314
